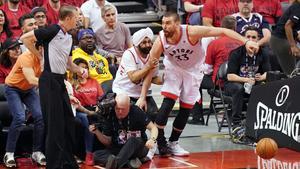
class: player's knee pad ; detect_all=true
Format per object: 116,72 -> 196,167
155,98 -> 176,126
173,107 -> 191,130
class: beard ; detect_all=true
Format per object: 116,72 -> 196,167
138,45 -> 151,55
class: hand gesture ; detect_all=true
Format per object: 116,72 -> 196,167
245,40 -> 259,54
136,97 -> 147,112
80,68 -> 88,78
147,57 -> 159,69
255,73 -> 264,81
247,77 -> 255,85
89,124 -> 97,134
145,139 -> 155,149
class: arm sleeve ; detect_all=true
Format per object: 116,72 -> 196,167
19,54 -> 34,68
201,0 -> 214,18
34,25 -> 60,44
123,24 -> 132,47
289,5 -> 300,25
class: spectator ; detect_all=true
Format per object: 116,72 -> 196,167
43,0 -> 61,25
3,42 -> 45,168
188,16 -> 243,125
253,0 -> 282,25
72,29 -> 113,92
18,14 -> 38,52
0,38 -> 21,83
80,0 -> 113,32
232,0 -> 271,46
20,0 -> 44,10
112,27 -> 162,123
0,9 -> 13,44
270,0 -> 300,75
0,0 -> 30,38
183,0 -> 205,25
225,26 -> 270,129
95,4 -> 132,65
19,14 -> 38,35
61,0 -> 85,7
202,0 -> 239,27
70,58 -> 103,166
90,93 -> 158,169
31,7 -> 48,28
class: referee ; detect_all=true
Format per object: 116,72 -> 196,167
21,5 -> 87,169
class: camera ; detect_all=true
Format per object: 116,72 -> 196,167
94,93 -> 116,129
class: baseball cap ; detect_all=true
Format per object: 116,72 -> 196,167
2,38 -> 22,51
77,29 -> 95,40
31,7 -> 47,16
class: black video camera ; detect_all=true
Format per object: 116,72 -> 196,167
94,93 -> 116,129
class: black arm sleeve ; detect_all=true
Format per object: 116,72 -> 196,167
34,24 -> 61,44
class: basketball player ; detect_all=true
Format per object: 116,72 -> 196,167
136,12 -> 259,156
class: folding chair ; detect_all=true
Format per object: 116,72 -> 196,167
206,61 -> 233,136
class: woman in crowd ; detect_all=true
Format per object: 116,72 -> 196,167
70,58 -> 104,166
0,9 -> 13,44
0,38 -> 21,83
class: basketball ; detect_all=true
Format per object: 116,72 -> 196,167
256,138 -> 278,159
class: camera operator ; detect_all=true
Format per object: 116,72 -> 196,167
89,93 -> 158,169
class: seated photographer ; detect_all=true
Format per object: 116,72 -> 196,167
89,93 -> 158,169
224,26 -> 271,130
69,58 -> 104,165
3,42 -> 45,167
112,27 -> 162,121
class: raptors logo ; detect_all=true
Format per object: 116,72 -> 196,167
275,85 -> 290,107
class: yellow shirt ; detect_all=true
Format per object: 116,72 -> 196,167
72,48 -> 113,84
5,51 -> 41,90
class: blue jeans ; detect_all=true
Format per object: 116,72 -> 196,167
189,12 -> 202,25
4,85 -> 44,152
76,112 -> 93,152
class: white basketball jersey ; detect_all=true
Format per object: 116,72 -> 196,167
112,47 -> 157,98
160,25 -> 205,72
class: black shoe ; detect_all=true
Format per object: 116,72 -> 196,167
106,155 -> 118,169
158,146 -> 172,157
128,157 -> 142,169
187,118 -> 205,125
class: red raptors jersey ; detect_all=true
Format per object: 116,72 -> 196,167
159,25 -> 205,72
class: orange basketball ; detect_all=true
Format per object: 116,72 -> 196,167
256,138 -> 278,159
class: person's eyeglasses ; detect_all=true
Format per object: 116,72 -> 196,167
34,15 -> 46,19
246,35 -> 257,39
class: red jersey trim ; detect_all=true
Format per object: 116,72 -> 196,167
186,25 -> 198,46
161,91 -> 178,100
179,100 -> 194,109
128,50 -> 137,64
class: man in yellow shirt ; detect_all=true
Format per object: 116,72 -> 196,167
72,29 -> 113,93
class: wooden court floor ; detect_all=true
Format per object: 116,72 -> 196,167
1,148 -> 299,169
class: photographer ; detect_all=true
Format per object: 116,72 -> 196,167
89,93 -> 158,169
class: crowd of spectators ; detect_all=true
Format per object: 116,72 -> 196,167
0,0 -> 299,168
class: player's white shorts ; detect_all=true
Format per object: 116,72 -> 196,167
161,66 -> 204,109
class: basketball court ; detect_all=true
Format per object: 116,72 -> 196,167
0,148 -> 299,169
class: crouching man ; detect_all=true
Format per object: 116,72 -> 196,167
89,93 -> 158,169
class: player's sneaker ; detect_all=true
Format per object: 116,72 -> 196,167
168,141 -> 190,156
